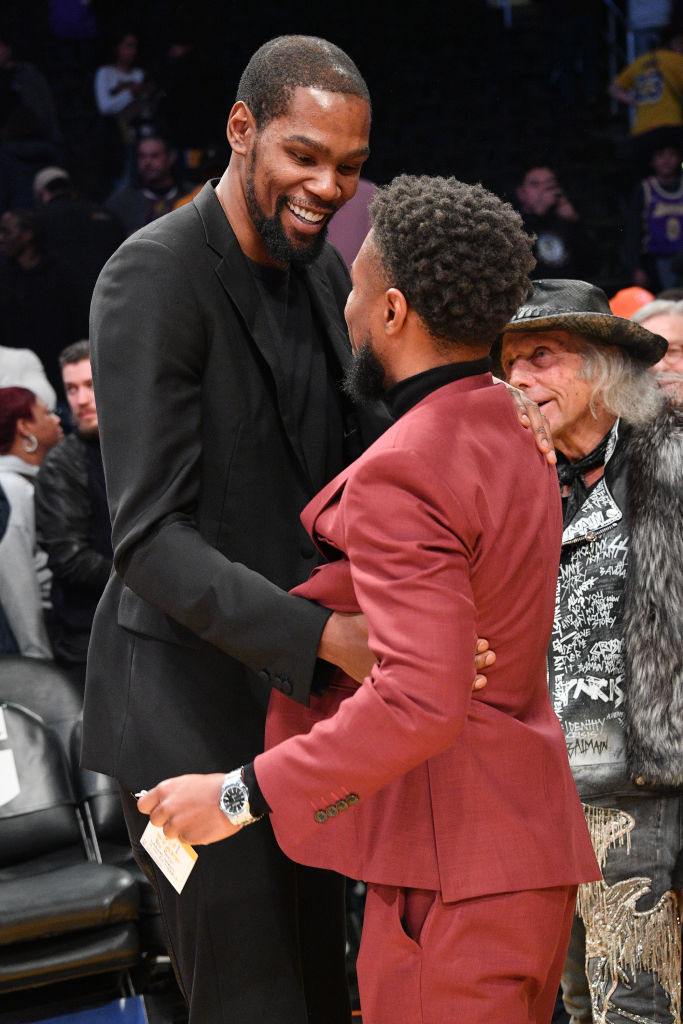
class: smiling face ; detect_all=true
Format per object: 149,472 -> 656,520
241,86 -> 370,266
500,329 -> 615,459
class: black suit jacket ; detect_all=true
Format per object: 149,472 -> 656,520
82,182 -> 385,788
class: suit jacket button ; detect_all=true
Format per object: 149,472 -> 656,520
347,793 -> 359,805
300,545 -> 316,559
279,678 -> 293,695
335,799 -> 348,812
258,669 -> 271,682
326,804 -> 339,817
314,810 -> 327,824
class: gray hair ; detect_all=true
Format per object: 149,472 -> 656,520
631,298 -> 683,323
576,337 -> 664,426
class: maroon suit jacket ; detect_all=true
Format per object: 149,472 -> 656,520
255,374 -> 600,902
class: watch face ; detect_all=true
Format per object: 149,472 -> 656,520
222,784 -> 247,815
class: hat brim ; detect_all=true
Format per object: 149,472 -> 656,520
502,311 -> 667,366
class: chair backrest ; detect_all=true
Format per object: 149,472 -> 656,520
0,701 -> 85,867
0,656 -> 83,752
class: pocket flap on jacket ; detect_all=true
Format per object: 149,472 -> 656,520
117,585 -> 203,650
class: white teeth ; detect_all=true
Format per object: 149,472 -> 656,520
287,201 -> 325,223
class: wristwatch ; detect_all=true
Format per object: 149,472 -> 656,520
219,768 -> 263,827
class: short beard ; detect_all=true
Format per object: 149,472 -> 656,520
246,160 -> 329,267
343,340 -> 387,403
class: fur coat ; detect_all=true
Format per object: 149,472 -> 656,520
624,398 -> 683,787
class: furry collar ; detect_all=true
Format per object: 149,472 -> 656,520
623,399 -> 683,786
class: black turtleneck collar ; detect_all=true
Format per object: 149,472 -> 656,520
384,356 -> 492,420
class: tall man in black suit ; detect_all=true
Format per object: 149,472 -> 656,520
82,34 -> 551,1024
82,37 -> 381,1024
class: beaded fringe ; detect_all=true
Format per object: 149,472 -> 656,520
575,804 -> 682,1024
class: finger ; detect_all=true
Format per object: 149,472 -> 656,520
473,675 -> 487,691
475,638 -> 489,653
149,805 -> 170,829
137,789 -> 159,814
162,821 -> 182,841
530,412 -> 557,464
529,413 -> 551,449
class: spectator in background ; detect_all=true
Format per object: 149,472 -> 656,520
35,341 -> 111,682
609,26 -> 683,166
633,296 -> 683,399
625,143 -> 683,290
0,27 -> 62,147
501,281 -> 682,1024
514,164 -> 597,280
105,133 -> 189,236
94,30 -> 147,122
0,386 -> 62,657
0,344 -> 55,408
93,29 -> 160,186
326,177 -> 377,268
0,104 -> 60,213
0,208 -> 88,397
33,166 -> 123,305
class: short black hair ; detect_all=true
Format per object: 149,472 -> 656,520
515,160 -> 558,187
236,35 -> 370,130
369,175 -> 535,347
59,339 -> 90,368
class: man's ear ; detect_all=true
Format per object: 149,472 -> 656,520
227,101 -> 256,155
384,287 -> 408,334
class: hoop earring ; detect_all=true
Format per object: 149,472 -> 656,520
22,434 -> 38,454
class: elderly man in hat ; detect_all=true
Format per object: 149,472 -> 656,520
501,280 -> 683,1024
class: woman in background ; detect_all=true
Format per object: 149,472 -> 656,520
0,386 -> 62,656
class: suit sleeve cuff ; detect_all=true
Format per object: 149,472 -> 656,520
244,761 -> 271,818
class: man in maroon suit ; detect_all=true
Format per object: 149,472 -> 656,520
139,175 -> 600,1023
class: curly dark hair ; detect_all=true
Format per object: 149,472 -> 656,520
236,36 -> 370,130
369,175 -> 536,347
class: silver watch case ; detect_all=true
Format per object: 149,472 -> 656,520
219,768 -> 258,827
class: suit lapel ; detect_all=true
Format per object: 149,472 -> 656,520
195,183 -> 313,485
302,260 -> 353,375
300,464 -> 352,540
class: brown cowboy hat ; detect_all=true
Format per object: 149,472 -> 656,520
502,279 -> 667,366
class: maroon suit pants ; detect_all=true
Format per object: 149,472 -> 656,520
357,882 -> 577,1024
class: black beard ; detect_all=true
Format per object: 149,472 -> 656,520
343,340 -> 387,403
246,172 -> 329,267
